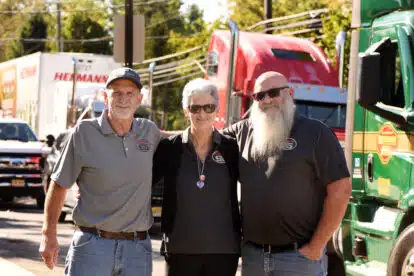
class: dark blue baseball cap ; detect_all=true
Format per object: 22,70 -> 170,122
106,67 -> 143,89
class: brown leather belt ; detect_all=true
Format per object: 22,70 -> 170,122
76,225 -> 147,241
248,240 -> 308,254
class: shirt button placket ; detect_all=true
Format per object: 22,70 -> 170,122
122,136 -> 129,157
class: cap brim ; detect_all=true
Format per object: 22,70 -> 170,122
106,76 -> 143,90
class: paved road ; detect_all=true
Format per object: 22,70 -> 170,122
0,197 -> 241,275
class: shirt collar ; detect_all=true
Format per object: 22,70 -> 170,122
97,111 -> 140,135
182,127 -> 221,145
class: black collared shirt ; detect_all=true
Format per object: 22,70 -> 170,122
222,112 -> 349,245
153,129 -> 241,254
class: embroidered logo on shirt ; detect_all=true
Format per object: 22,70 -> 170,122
136,139 -> 151,152
280,138 -> 297,151
211,151 -> 226,164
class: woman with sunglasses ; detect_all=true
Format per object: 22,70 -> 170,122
153,78 -> 241,276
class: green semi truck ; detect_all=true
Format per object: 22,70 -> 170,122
331,0 -> 414,275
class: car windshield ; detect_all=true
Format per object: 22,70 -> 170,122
0,123 -> 38,142
295,101 -> 346,129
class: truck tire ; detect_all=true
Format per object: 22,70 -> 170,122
58,211 -> 67,223
387,223 -> 414,276
331,226 -> 343,258
1,196 -> 13,203
327,253 -> 346,276
36,195 -> 45,209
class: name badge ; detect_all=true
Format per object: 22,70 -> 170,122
136,139 -> 151,152
212,151 -> 226,164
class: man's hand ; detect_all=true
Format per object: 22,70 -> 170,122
298,243 -> 324,261
39,231 -> 59,270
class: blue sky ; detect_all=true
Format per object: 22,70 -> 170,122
181,0 -> 229,23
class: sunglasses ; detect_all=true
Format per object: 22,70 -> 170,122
251,86 -> 289,101
188,104 -> 217,114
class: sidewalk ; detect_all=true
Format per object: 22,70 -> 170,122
0,258 -> 35,276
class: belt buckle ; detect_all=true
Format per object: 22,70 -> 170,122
263,244 -> 271,254
133,231 -> 138,240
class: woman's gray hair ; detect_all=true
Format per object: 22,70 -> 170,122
182,78 -> 219,109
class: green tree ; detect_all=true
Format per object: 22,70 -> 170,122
0,0 -> 49,61
319,6 -> 352,87
59,0 -> 111,54
16,13 -> 48,56
63,13 -> 111,54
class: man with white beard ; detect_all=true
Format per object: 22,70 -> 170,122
39,67 -> 160,276
222,71 -> 351,275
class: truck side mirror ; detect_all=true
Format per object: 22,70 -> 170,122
356,52 -> 381,108
356,38 -> 408,127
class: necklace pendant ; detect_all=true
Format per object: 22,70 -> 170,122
197,180 -> 205,189
200,174 -> 206,181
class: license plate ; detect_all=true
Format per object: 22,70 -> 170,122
152,206 -> 162,216
11,179 -> 25,187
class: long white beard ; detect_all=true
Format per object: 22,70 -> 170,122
250,96 -> 296,162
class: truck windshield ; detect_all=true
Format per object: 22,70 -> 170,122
0,123 -> 38,142
271,48 -> 315,62
295,101 -> 346,129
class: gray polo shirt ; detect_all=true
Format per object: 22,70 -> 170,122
168,128 -> 240,254
222,112 -> 349,245
51,112 -> 161,232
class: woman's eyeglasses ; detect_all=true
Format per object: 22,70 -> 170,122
188,104 -> 217,114
251,86 -> 289,101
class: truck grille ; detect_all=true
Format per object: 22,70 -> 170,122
0,153 -> 42,173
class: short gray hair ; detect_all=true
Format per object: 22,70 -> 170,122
182,78 -> 219,109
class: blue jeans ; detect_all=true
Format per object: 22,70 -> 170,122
241,241 -> 327,276
64,230 -> 152,276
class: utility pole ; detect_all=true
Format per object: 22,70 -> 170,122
56,0 -> 63,52
264,0 -> 272,34
125,0 -> 133,68
70,57 -> 78,126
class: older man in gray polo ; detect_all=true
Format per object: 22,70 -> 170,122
39,67 -> 160,276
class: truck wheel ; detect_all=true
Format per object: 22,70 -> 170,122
58,212 -> 67,223
387,223 -> 414,276
331,226 -> 343,258
327,253 -> 346,276
36,195 -> 45,209
1,196 -> 13,203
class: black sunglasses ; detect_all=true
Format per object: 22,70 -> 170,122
251,86 -> 289,101
188,104 -> 217,114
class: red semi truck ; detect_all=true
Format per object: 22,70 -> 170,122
205,21 -> 347,145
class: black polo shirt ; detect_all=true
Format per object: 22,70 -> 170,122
168,128 -> 240,254
222,112 -> 349,245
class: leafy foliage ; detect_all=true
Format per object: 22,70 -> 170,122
0,0 -> 354,128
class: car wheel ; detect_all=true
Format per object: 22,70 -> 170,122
58,212 -> 67,223
387,223 -> 414,276
1,196 -> 13,203
36,195 -> 45,209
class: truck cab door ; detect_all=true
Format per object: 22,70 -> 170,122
362,23 -> 413,202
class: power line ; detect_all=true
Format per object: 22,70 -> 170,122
140,58 -> 207,77
136,54 -> 205,73
0,0 -> 172,15
153,71 -> 203,87
145,13 -> 182,29
141,63 -> 206,81
137,45 -> 205,65
0,35 -> 179,43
